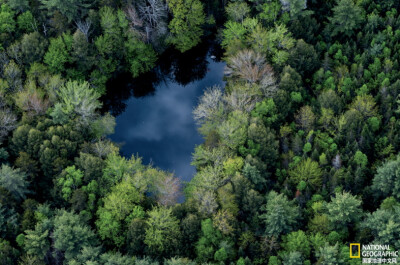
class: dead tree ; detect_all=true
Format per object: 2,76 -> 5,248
75,19 -> 92,42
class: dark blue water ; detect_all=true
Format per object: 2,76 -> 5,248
104,42 -> 225,182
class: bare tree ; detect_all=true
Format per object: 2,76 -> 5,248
92,140 -> 118,158
3,60 -> 22,92
42,23 -> 48,36
17,88 -> 50,116
213,209 -> 235,235
260,236 -> 279,257
0,52 -> 10,76
155,174 -> 181,206
7,43 -> 22,66
126,5 -> 147,41
332,154 -> 342,170
0,109 -> 17,143
138,0 -> 166,28
280,0 -> 291,11
42,74 -> 64,103
225,2 -> 250,23
224,84 -> 261,112
260,70 -> 278,98
126,0 -> 167,44
225,49 -> 273,83
31,19 -> 39,32
295,105 -> 316,132
194,188 -> 218,215
193,85 -> 223,124
75,19 -> 92,41
127,5 -> 144,27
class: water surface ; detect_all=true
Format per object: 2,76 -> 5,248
103,42 -> 225,182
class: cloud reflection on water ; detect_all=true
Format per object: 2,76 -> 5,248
110,57 -> 226,182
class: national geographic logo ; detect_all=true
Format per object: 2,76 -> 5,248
350,244 -> 399,264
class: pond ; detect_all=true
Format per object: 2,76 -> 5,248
102,40 -> 226,183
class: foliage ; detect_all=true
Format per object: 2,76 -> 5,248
260,191 -> 300,237
39,0 -> 92,22
0,0 -> 400,263
96,180 -> 143,247
53,210 -> 97,261
363,206 -> 400,249
328,0 -> 364,37
289,158 -> 322,191
326,191 -> 363,229
0,4 -> 16,34
372,155 -> 400,200
0,164 -> 29,201
54,80 -> 101,123
168,0 -> 205,52
144,207 -> 181,255
57,166 -> 84,201
44,33 -> 73,73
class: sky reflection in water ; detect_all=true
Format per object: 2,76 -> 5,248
107,51 -> 225,182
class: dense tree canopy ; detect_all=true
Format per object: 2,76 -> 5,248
0,0 -> 399,263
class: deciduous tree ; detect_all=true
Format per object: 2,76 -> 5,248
225,2 -> 250,23
225,49 -> 274,84
289,158 -> 322,191
54,80 -> 101,124
0,4 -> 16,34
168,0 -> 205,52
144,207 -> 181,255
96,180 -> 143,247
217,110 -> 249,150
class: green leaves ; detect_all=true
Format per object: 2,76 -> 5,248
281,230 -> 311,259
289,158 -> 322,191
353,150 -> 368,168
363,206 -> 400,249
217,110 -> 249,150
251,99 -> 278,126
168,0 -> 205,52
222,21 -> 295,66
260,191 -> 300,237
225,2 -> 250,22
125,39 -> 157,78
195,218 -> 223,262
221,21 -> 247,50
144,207 -> 181,255
54,80 -> 101,123
328,0 -> 364,37
326,191 -> 362,229
372,155 -> 400,200
0,164 -> 29,201
96,179 -> 143,247
53,210 -> 97,261
39,0 -> 92,22
0,4 -> 16,34
57,166 -> 83,201
24,222 -> 50,257
44,33 -> 73,73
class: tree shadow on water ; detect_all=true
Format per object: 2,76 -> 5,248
101,39 -> 215,116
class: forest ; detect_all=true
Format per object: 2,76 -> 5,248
0,0 -> 400,264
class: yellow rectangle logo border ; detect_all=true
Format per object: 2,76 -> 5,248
350,243 -> 361,258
